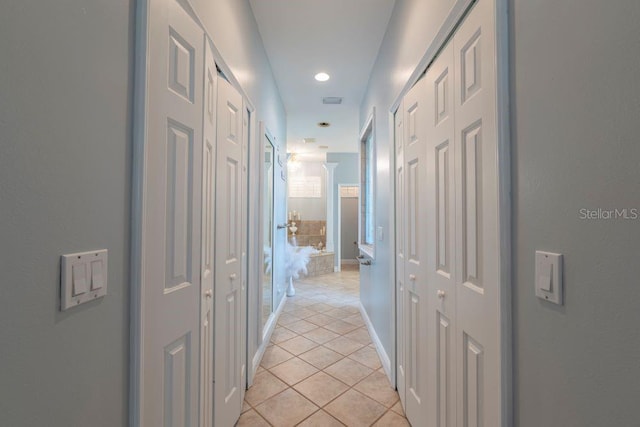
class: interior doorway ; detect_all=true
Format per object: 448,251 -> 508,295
337,184 -> 360,271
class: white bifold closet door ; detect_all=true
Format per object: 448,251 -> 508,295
397,0 -> 502,425
394,102 -> 406,409
214,75 -> 246,427
200,37 -> 217,427
142,0 -> 204,425
451,1 -> 501,425
425,38 -> 457,427
401,76 -> 430,423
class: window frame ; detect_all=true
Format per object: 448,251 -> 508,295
359,109 -> 376,258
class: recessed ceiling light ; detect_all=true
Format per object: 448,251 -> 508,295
303,138 -> 316,144
314,72 -> 330,82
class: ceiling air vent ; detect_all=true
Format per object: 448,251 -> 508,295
322,97 -> 343,105
319,145 -> 329,149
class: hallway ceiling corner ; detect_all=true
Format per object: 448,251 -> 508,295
249,0 -> 396,158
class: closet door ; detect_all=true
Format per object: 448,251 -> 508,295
402,78 -> 429,425
214,76 -> 245,427
425,40 -> 457,427
199,38 -> 216,427
141,0 -> 203,424
453,1 -> 501,425
394,101 -> 406,409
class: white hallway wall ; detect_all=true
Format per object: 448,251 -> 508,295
0,0 -> 285,426
361,0 -> 640,426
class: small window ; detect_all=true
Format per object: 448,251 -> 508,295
360,112 -> 375,255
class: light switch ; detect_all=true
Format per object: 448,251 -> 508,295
61,249 -> 108,311
72,264 -> 88,296
377,226 -> 384,241
538,262 -> 552,292
535,251 -> 563,305
91,260 -> 104,290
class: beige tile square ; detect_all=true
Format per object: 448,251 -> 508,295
306,313 -> 336,326
307,302 -> 335,313
324,308 -> 355,319
289,297 -> 316,306
285,319 -> 318,334
277,313 -> 300,326
323,336 -> 365,356
298,346 -> 344,370
235,408 -> 270,427
344,327 -> 373,345
341,306 -> 360,315
324,320 -> 360,335
269,357 -> 318,386
390,401 -> 405,416
325,358 -> 373,386
343,314 -> 366,326
255,388 -> 318,427
348,346 -> 382,370
294,371 -> 349,407
354,370 -> 399,407
270,326 -> 298,344
278,335 -> 318,355
297,410 -> 345,427
260,345 -> 294,369
373,410 -> 411,426
244,370 -> 288,406
305,327 -> 340,344
288,307 -> 316,319
325,389 -> 386,427
241,399 -> 251,413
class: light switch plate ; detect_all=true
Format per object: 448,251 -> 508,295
61,249 -> 108,311
377,226 -> 384,241
535,251 -> 563,305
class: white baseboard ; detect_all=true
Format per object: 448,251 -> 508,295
250,292 -> 287,385
359,302 -> 392,382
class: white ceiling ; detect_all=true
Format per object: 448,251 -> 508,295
249,0 -> 396,159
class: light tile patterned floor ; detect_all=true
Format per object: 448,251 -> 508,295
237,268 -> 410,427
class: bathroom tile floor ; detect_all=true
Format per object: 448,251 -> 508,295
237,267 -> 410,426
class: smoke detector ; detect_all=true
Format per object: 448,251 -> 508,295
322,97 -> 343,105
317,122 -> 330,128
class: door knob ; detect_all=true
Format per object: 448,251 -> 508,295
437,290 -> 446,299
230,273 -> 237,280
409,274 -> 416,281
204,290 -> 212,298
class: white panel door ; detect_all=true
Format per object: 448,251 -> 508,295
199,38 -> 216,427
394,102 -> 406,410
425,39 -> 457,427
240,106 -> 249,404
402,78 -> 429,424
453,1 -> 501,426
142,0 -> 203,425
214,76 -> 244,427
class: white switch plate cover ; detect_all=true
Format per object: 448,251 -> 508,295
61,249 -> 108,311
535,251 -> 563,305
